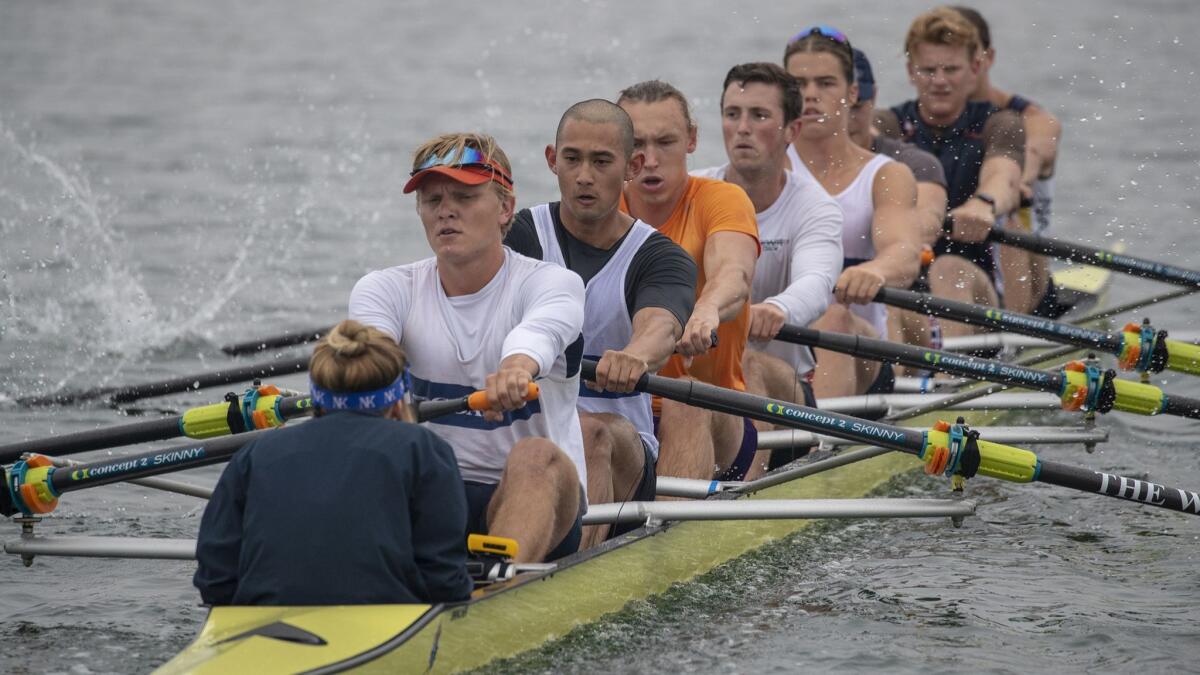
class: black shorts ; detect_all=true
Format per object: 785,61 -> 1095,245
767,379 -> 817,471
865,362 -> 896,395
609,437 -> 658,538
463,480 -> 584,562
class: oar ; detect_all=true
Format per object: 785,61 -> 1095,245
875,287 -> 1200,376
778,325 -> 1200,420
1,382 -> 538,464
580,359 -> 1200,516
220,325 -> 332,356
987,225 -> 1200,289
1,384 -> 538,517
16,356 -> 311,407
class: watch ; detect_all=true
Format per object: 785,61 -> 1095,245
971,192 -> 997,215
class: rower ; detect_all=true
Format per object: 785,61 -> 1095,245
954,5 -> 1065,318
784,26 -> 923,398
845,46 -> 950,357
350,132 -> 588,563
617,80 -> 762,484
505,99 -> 697,545
194,320 -> 472,606
692,62 -> 842,478
875,7 -> 1026,341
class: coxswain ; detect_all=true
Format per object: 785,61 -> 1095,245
350,132 -> 588,563
692,62 -> 842,478
617,80 -> 762,483
506,99 -> 697,544
194,320 -> 472,605
784,26 -> 924,397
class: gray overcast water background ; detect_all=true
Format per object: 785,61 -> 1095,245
2,1 -> 1200,673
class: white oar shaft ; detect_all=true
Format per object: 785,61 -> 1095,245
818,391 -> 1062,417
941,330 -> 1200,353
6,535 -> 197,560
756,425 -> 1108,451
581,498 -> 974,525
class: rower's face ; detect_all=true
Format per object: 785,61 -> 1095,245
620,99 -> 696,208
785,51 -> 857,140
547,119 -> 642,226
721,81 -> 795,173
415,175 -> 514,263
907,43 -> 979,120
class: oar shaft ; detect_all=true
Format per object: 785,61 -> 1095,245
876,287 -> 1123,353
0,417 -> 183,464
17,356 -> 311,406
1037,460 -> 1200,514
988,226 -> 1200,289
777,325 -> 1065,394
221,325 -> 331,356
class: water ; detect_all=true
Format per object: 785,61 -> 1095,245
2,0 -> 1200,672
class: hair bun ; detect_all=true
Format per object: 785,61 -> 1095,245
325,320 -> 370,357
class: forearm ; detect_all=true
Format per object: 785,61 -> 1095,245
696,270 -> 751,323
623,312 -> 681,372
977,158 -> 1022,214
916,184 -> 948,246
856,243 -> 921,289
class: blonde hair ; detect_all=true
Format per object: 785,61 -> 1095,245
904,6 -> 981,60
411,132 -> 515,233
310,320 -> 413,421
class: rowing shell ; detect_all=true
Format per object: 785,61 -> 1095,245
157,262 -> 1113,674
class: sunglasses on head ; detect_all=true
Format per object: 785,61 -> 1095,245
790,24 -> 850,45
411,146 -> 515,187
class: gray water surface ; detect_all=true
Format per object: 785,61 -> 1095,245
2,1 -> 1199,673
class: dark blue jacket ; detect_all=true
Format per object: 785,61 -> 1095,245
194,410 -> 471,605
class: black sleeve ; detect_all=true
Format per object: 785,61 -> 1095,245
504,209 -> 544,260
409,429 -> 472,603
193,444 -> 252,605
623,232 -> 698,326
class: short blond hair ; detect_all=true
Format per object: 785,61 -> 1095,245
904,6 -> 981,60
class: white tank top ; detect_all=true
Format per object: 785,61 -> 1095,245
790,146 -> 893,339
530,204 -> 660,460
349,251 -> 588,497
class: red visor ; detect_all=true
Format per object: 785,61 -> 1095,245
403,158 -> 514,194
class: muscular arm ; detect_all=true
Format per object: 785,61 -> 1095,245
861,163 -> 922,287
679,230 -> 757,355
916,182 -> 948,246
979,110 -> 1025,214
593,308 -> 683,393
1022,104 -> 1061,183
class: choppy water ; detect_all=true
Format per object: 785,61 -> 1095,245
2,1 -> 1199,672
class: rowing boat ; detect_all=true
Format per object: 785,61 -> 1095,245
155,260 -> 1113,673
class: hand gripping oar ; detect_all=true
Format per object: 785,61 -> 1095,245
777,325 -> 1200,420
876,287 -> 1200,377
579,359 -> 1200,516
17,355 -> 311,407
0,384 -> 539,517
987,225 -> 1200,289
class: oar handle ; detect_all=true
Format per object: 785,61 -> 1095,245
416,383 -> 540,422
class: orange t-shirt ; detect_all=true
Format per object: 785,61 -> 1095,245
622,175 -> 760,393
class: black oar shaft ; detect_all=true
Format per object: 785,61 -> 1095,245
48,433 -> 257,495
221,326 -> 331,356
0,418 -> 182,464
876,287 -> 1124,354
778,325 -> 1065,394
1038,460 -> 1200,514
988,226 -> 1200,289
17,356 -> 312,406
580,360 -> 1200,516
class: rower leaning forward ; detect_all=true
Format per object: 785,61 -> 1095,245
506,100 -> 697,545
351,132 -> 588,563
876,7 -> 1026,341
617,80 -> 763,485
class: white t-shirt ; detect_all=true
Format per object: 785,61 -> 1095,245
692,165 -> 843,374
349,248 -> 588,498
